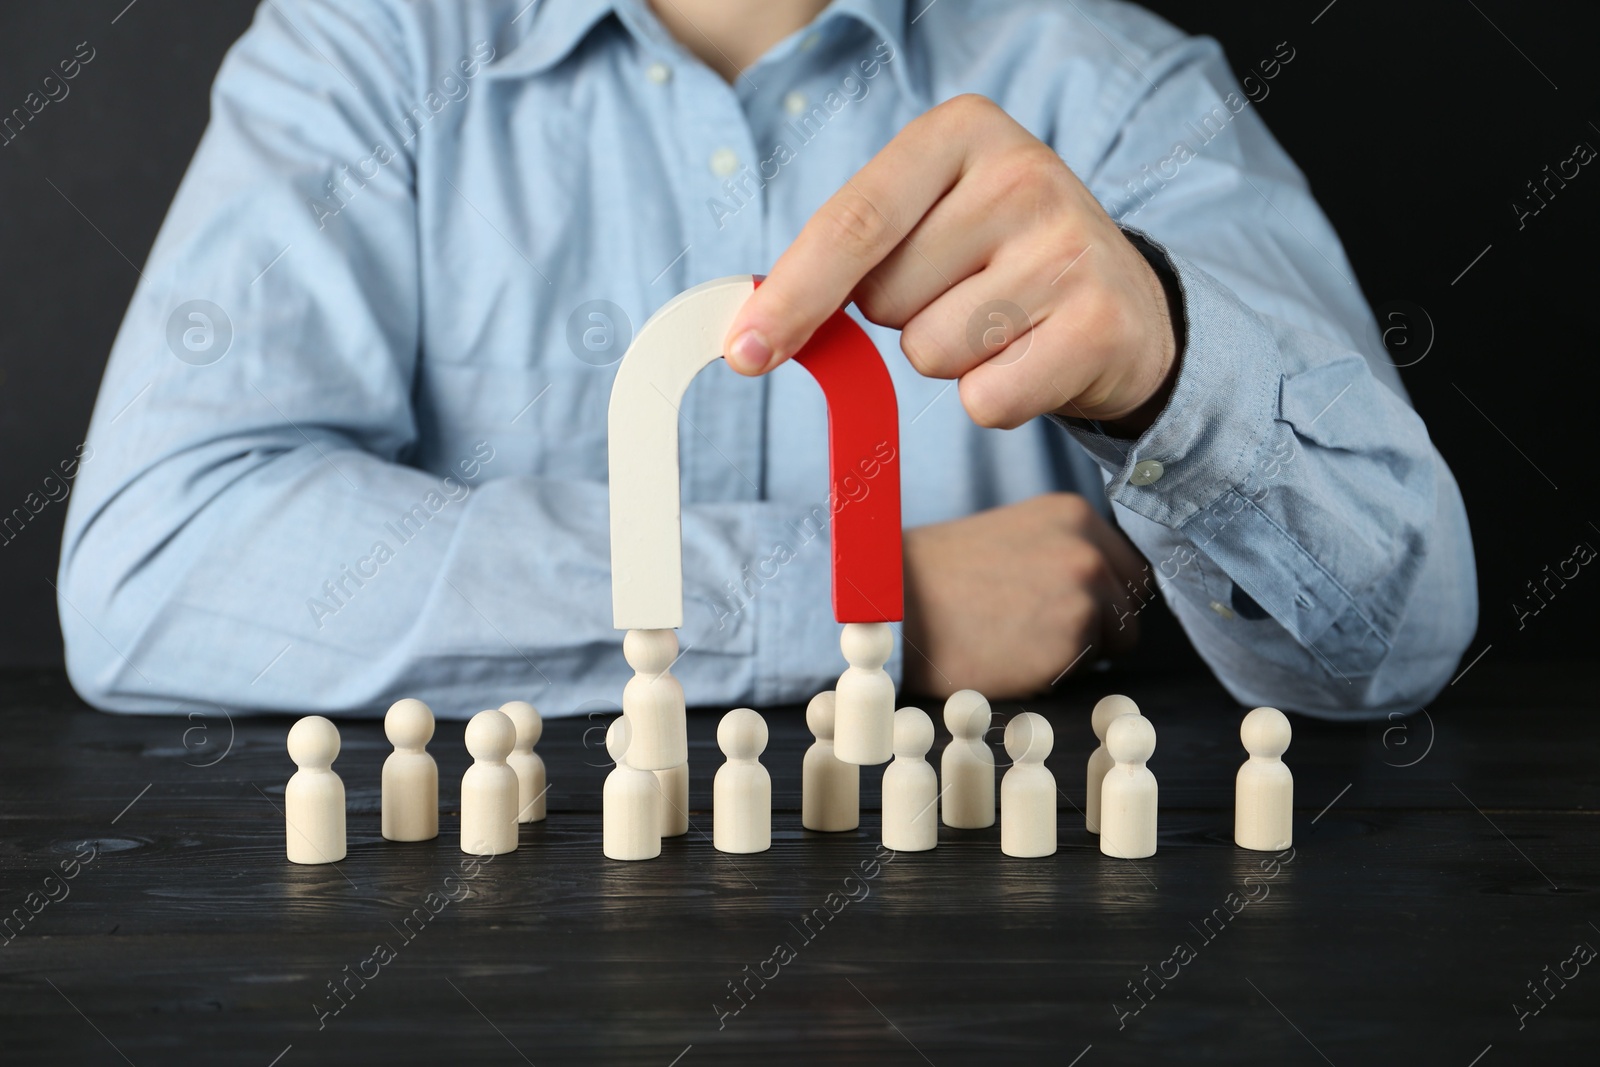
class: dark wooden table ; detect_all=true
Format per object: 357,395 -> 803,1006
2,661 -> 1596,1065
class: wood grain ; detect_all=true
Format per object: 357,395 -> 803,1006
1,664 -> 1595,1064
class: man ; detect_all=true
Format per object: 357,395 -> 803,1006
58,0 -> 1477,719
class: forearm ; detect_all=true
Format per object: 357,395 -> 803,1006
58,436 -> 855,716
1059,249 -> 1477,718
1031,31 -> 1478,715
1157,446 -> 1477,717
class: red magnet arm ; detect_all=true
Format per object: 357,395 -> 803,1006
756,279 -> 903,623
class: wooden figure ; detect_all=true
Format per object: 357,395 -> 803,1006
603,716 -> 662,861
1100,713 -> 1158,859
1235,706 -> 1293,851
802,691 -> 859,832
1086,694 -> 1140,835
499,700 -> 547,823
834,622 -> 895,766
460,709 -> 519,856
882,707 -> 938,852
286,715 -> 345,864
940,689 -> 995,829
382,698 -> 438,842
714,709 -> 771,854
654,761 -> 689,838
620,628 -> 687,772
1000,712 -> 1056,858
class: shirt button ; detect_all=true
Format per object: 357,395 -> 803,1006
709,147 -> 740,177
800,32 -> 821,51
646,62 -> 672,85
1129,459 -> 1165,486
783,91 -> 809,116
1209,600 -> 1235,619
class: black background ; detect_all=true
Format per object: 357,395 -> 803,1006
1,1 -> 1594,669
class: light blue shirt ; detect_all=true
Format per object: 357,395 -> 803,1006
59,0 -> 1477,720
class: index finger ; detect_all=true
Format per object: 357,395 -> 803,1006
722,98 -> 984,375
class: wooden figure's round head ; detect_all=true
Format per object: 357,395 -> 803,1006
1240,706 -> 1291,759
1003,712 -> 1053,765
605,716 -> 631,765
288,715 -> 340,770
499,700 -> 542,748
806,691 -> 837,741
893,707 -> 934,758
1091,694 -> 1140,741
384,698 -> 434,750
718,708 -> 768,760
465,709 -> 515,762
840,622 -> 892,670
624,628 -> 678,674
943,689 -> 991,741
1106,712 -> 1156,765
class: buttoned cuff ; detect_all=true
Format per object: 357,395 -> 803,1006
1049,233 -> 1398,680
1053,230 -> 1283,526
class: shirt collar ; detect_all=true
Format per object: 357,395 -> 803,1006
483,0 -> 912,85
825,0 -> 910,61
482,0 -> 623,79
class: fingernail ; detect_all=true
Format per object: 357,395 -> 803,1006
728,329 -> 774,374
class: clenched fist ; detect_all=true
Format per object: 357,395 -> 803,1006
901,494 -> 1147,699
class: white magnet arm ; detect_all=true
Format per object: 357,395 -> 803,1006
607,275 -> 756,631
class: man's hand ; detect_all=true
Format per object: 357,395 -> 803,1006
900,494 -> 1148,700
724,94 -> 1180,433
